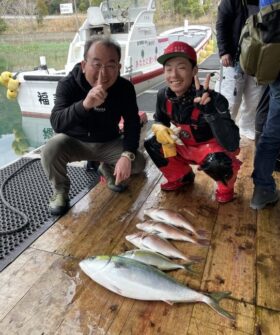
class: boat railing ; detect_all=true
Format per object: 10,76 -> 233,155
65,1 -> 156,75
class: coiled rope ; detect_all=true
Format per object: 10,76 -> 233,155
0,158 -> 41,236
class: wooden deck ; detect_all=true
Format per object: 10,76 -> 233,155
0,131 -> 279,335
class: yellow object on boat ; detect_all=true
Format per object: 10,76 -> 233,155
199,50 -> 208,59
0,71 -> 13,87
7,89 -> 17,100
205,44 -> 214,52
0,76 -> 5,87
1,73 -> 20,100
8,78 -> 20,91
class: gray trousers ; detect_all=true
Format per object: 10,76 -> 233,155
41,133 -> 146,194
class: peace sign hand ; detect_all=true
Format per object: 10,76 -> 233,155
193,74 -> 215,115
194,73 -> 211,104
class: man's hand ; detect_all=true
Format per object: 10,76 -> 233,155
83,70 -> 108,110
221,54 -> 232,67
114,156 -> 131,185
151,124 -> 175,145
193,74 -> 215,115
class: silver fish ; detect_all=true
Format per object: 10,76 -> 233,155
79,255 -> 234,320
125,232 -> 203,262
144,208 -> 206,238
136,221 -> 209,246
120,249 -> 196,273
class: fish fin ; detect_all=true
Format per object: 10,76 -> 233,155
182,262 -> 199,274
205,291 -> 235,320
106,283 -> 123,295
196,229 -> 208,238
196,238 -> 210,247
163,300 -> 174,305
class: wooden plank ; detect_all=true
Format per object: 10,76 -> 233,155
189,299 -> 255,334
0,251 -> 76,335
30,181 -> 116,253
0,248 -> 60,321
56,273 -> 132,335
63,161 -> 162,259
110,301 -> 193,335
202,138 -> 257,304
1,137 -> 280,335
256,149 -> 280,312
32,159 -> 161,257
257,205 -> 280,310
256,306 -> 280,335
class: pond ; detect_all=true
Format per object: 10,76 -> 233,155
0,86 -> 53,169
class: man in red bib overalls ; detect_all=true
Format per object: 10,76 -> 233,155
144,41 -> 241,203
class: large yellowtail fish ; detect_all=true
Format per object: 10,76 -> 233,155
144,208 -> 206,238
125,232 -> 203,262
136,221 -> 209,246
79,255 -> 234,320
120,249 -> 197,273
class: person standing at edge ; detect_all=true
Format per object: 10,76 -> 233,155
250,0 -> 280,209
41,36 -> 146,216
216,0 -> 264,140
144,41 -> 241,203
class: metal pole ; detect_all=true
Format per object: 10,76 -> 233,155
72,0 -> 80,31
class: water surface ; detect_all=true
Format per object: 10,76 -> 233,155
0,86 -> 53,169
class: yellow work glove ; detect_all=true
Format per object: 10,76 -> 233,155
151,124 -> 177,158
162,143 -> 177,158
151,124 -> 175,145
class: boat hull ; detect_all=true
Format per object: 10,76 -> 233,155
13,2 -> 212,119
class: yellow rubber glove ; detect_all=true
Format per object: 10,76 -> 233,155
162,143 -> 177,158
151,124 -> 175,145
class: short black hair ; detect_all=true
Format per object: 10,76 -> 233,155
83,36 -> 121,61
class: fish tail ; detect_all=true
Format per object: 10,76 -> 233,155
182,262 -> 199,274
205,291 -> 235,320
196,238 -> 210,247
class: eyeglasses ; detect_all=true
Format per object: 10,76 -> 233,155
86,61 -> 119,72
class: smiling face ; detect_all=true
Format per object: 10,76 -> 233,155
81,41 -> 121,90
164,56 -> 198,97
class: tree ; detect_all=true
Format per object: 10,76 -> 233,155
186,0 -> 204,19
36,0 -> 49,25
47,0 -> 61,14
0,0 -> 12,15
0,18 -> 7,33
79,0 -> 88,12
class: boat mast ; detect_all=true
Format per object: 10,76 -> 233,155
147,0 -> 156,10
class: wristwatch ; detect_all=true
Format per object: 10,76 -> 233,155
121,151 -> 135,161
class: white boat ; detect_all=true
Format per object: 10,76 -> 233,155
11,0 -> 212,119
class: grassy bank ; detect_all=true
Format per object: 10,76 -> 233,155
0,41 -> 70,73
0,15 -> 81,73
0,12 -> 215,73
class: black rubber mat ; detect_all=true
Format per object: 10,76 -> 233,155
0,158 -> 100,271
